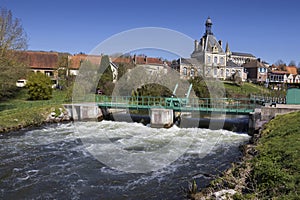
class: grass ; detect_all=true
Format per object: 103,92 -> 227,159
0,89 -> 69,132
193,111 -> 300,200
223,82 -> 285,98
250,111 -> 300,199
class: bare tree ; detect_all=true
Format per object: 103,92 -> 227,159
288,60 -> 296,66
0,7 -> 28,99
274,59 -> 286,66
0,7 -> 27,56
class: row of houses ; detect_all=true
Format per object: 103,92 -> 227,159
16,17 -> 298,89
16,51 -> 171,87
16,50 -> 299,89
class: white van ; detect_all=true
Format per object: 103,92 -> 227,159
16,79 -> 27,87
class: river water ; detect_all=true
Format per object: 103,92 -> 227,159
0,121 -> 250,199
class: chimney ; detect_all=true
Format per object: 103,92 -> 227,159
201,37 -> 205,50
194,40 -> 199,51
218,40 -> 222,47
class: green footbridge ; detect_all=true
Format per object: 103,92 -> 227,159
96,95 -> 256,114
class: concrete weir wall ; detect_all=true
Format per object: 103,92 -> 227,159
150,108 -> 173,128
261,104 -> 300,121
249,104 -> 300,135
64,103 -> 102,121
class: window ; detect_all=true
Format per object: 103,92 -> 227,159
259,68 -> 266,73
206,67 -> 211,75
214,68 -> 217,76
220,69 -> 224,77
207,56 -> 211,63
220,57 -> 224,65
190,68 -> 195,77
45,71 -> 53,77
226,69 -> 230,77
214,56 -> 218,64
183,67 -> 187,76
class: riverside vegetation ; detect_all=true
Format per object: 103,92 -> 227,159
0,89 -> 69,133
191,111 -> 300,199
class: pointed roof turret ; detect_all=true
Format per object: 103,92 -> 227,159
205,17 -> 213,36
225,42 -> 231,53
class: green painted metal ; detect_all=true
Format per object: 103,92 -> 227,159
286,88 -> 300,104
96,95 -> 256,114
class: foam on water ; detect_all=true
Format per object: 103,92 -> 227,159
0,121 -> 250,199
73,120 -> 250,173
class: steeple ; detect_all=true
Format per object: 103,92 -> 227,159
205,17 -> 213,36
225,42 -> 232,62
225,42 -> 230,53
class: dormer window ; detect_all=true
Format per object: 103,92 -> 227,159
212,44 -> 218,53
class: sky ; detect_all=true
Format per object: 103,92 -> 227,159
1,0 -> 300,65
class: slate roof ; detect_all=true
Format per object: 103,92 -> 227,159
203,35 -> 225,54
232,52 -> 255,58
226,60 -> 240,68
180,58 -> 202,66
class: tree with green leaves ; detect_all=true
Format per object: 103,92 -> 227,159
0,7 -> 28,100
56,52 -> 71,89
97,55 -> 114,95
26,72 -> 53,100
188,76 -> 209,98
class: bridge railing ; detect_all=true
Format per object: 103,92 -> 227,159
96,95 -> 256,113
250,94 -> 286,104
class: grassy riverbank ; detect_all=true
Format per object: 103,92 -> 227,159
0,89 -> 68,132
193,111 -> 300,199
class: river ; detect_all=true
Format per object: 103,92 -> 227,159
0,121 -> 250,199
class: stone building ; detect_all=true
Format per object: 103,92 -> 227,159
178,17 -> 249,81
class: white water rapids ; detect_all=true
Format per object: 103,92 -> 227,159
0,121 -> 250,199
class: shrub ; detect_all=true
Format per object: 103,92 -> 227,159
26,72 -> 53,100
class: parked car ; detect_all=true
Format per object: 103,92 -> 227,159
16,79 -> 27,87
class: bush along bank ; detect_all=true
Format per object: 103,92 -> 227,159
190,111 -> 300,200
0,106 -> 71,133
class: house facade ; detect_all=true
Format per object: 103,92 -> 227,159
18,51 -> 60,87
267,65 -> 300,89
242,59 -> 268,83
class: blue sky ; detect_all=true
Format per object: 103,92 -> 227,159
2,0 -> 300,65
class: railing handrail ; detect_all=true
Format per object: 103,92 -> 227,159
95,95 -> 256,114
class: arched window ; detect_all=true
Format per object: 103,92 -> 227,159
220,69 -> 224,77
226,69 -> 230,77
190,68 -> 195,77
214,56 -> 218,64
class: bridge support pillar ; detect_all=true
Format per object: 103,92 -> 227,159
150,108 -> 173,128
